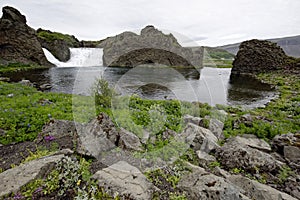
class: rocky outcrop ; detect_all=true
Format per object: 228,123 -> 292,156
0,154 -> 64,197
93,161 -> 156,199
100,25 -> 203,67
231,39 -> 288,74
37,34 -> 70,62
216,135 -> 283,173
0,6 -> 53,66
1,112 -> 300,199
180,123 -> 219,153
177,165 -> 249,200
228,175 -> 297,200
36,28 -> 83,62
271,133 -> 300,165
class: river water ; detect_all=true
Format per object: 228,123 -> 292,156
7,66 -> 275,108
5,48 -> 276,107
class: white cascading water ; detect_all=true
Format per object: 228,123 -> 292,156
43,48 -> 103,67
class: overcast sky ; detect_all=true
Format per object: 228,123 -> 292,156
1,0 -> 299,46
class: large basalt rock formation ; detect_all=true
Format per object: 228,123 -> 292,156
0,6 -> 53,66
100,25 -> 203,68
231,39 -> 288,74
37,29 -> 71,62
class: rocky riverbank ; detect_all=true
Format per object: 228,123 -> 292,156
0,111 -> 299,199
0,68 -> 299,199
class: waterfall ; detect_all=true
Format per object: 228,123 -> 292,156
43,48 -> 103,67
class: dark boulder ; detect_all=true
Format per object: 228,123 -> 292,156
101,25 -> 203,68
109,48 -> 192,67
37,34 -> 70,62
0,6 -> 53,66
36,28 -> 82,62
231,39 -> 288,74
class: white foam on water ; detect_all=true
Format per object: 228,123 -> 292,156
43,48 -> 103,67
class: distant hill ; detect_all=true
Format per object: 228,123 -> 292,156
219,35 -> 300,58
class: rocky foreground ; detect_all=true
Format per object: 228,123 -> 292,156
0,111 -> 299,199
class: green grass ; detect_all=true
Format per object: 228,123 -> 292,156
222,71 -> 300,141
0,81 -> 94,145
0,80 -> 211,146
0,63 -> 48,75
37,30 -> 79,47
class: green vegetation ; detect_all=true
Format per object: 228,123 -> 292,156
278,166 -> 294,184
22,143 -> 59,163
205,47 -> 235,60
0,81 -> 94,145
0,63 -> 48,75
92,76 -> 116,109
37,29 -> 79,47
145,160 -> 190,200
222,72 -> 300,141
209,161 -> 221,169
14,156 -> 116,199
204,47 -> 234,68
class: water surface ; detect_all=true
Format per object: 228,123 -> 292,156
6,66 -> 276,108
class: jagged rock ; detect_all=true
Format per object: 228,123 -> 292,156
231,135 -> 271,152
0,6 -> 53,66
271,133 -> 300,155
0,77 -> 10,82
213,166 -> 231,179
38,35 -> 70,62
118,128 -> 142,151
39,83 -> 52,91
283,146 -> 300,163
228,175 -> 297,200
231,39 -> 288,74
77,113 -> 118,158
161,129 -> 176,141
0,154 -> 64,197
93,161 -> 155,200
196,150 -> 216,168
216,136 -> 283,173
183,114 -> 202,126
141,130 -> 150,145
177,165 -> 249,200
208,118 -> 224,140
40,119 -> 78,137
180,123 -> 219,153
101,25 -> 203,67
36,28 -> 78,62
19,79 -> 33,87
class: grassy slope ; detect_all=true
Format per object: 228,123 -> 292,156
0,63 -> 48,75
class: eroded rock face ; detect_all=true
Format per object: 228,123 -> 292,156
180,123 -> 219,153
38,35 -> 70,62
77,113 -> 118,158
178,166 -> 248,200
93,161 -> 155,200
0,155 -> 64,197
100,25 -> 203,67
0,6 -> 53,66
228,175 -> 297,200
216,136 -> 283,173
231,39 -> 288,74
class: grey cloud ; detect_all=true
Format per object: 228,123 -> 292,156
0,0 -> 299,46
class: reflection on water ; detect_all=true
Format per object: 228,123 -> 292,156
5,66 -> 276,107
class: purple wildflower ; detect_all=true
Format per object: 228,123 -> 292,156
34,187 -> 43,194
13,193 -> 24,199
44,135 -> 55,142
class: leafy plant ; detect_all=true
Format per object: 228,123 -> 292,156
92,77 -> 116,109
209,161 -> 221,169
278,166 -> 294,184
